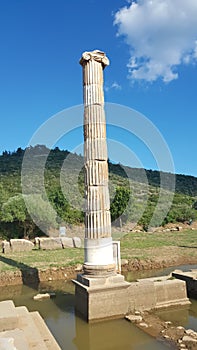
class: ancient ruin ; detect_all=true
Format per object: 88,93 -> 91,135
80,49 -> 115,275
73,50 -> 190,322
0,300 -> 61,349
73,50 -> 130,321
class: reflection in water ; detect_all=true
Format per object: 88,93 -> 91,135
0,281 -> 173,350
156,306 -> 190,328
73,315 -> 171,350
125,264 -> 197,282
189,299 -> 197,330
157,298 -> 197,332
0,264 -> 197,350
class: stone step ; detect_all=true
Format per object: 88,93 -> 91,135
0,328 -> 29,349
0,301 -> 18,332
16,306 -> 48,350
31,311 -> 61,350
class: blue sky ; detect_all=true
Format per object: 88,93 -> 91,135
0,0 -> 197,177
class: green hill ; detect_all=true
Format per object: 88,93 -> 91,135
0,145 -> 196,239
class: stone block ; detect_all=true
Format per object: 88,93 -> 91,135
33,293 -> 56,301
34,237 -> 40,247
73,274 -> 130,321
10,239 -> 34,252
73,237 -> 81,248
154,279 -> 190,308
2,241 -> 11,254
84,160 -> 108,186
0,301 -> 61,350
38,237 -> 62,250
16,306 -> 48,349
61,237 -> 74,248
128,280 -> 156,312
31,311 -> 61,350
0,301 -> 18,332
0,330 -> 29,350
125,314 -> 142,323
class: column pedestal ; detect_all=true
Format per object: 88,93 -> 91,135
73,274 -> 130,322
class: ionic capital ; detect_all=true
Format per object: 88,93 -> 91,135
79,49 -> 110,68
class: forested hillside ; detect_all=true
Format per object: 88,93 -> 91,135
0,145 -> 197,239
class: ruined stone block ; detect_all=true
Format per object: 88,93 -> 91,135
61,237 -> 74,248
0,301 -> 18,332
73,237 -> 81,248
10,239 -> 34,253
2,240 -> 11,254
38,237 -> 62,250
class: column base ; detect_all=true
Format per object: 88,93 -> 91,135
83,263 -> 116,277
73,273 -> 130,322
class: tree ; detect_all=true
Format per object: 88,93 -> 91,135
110,187 -> 131,227
0,194 -> 29,238
0,194 -> 58,239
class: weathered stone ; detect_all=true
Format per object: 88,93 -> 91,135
34,237 -> 40,246
74,274 -> 130,321
0,301 -> 18,332
10,239 -> 34,252
38,237 -> 62,250
135,311 -> 141,315
33,292 -> 56,301
73,50 -> 127,322
2,241 -> 11,254
139,322 -> 149,328
182,335 -> 197,342
75,264 -> 83,272
127,277 -> 190,313
125,315 -> 143,323
31,311 -> 61,350
154,279 -> 190,309
0,330 -> 28,350
61,237 -> 73,248
0,301 -> 61,350
80,50 -> 115,272
16,306 -> 48,349
73,237 -> 81,248
0,337 -> 17,350
185,329 -> 197,338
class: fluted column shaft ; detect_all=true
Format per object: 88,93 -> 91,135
80,51 -> 111,240
80,50 -> 115,274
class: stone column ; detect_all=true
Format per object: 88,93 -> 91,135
80,50 -> 115,276
73,50 -> 130,322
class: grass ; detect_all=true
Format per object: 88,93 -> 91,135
120,229 -> 197,249
0,248 -> 84,272
0,229 -> 197,273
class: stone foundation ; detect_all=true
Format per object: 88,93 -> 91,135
74,274 -> 190,322
128,276 -> 190,312
73,274 -> 130,321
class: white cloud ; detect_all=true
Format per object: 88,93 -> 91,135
114,0 -> 197,83
105,81 -> 122,91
